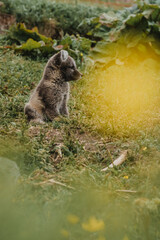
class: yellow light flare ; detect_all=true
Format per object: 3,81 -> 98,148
82,44 -> 160,134
82,216 -> 105,232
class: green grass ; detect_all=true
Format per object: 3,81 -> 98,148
0,37 -> 160,240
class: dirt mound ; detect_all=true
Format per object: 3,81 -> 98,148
37,19 -> 63,40
0,12 -> 16,34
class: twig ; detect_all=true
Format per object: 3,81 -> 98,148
33,178 -> 75,190
116,189 -> 137,193
101,150 -> 128,172
0,46 -> 12,49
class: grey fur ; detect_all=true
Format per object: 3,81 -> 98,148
24,50 -> 82,123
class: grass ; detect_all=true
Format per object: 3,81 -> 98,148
0,36 -> 160,240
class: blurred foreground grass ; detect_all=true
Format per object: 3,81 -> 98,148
0,156 -> 160,240
0,38 -> 160,240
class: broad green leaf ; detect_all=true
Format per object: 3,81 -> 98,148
16,38 -> 42,51
142,9 -> 154,19
8,23 -> 53,44
99,12 -> 119,28
125,13 -> 144,26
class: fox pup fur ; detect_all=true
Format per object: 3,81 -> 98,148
24,50 -> 82,123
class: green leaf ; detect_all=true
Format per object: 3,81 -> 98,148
8,23 -> 53,44
16,38 -> 42,51
99,12 -> 119,28
142,9 -> 154,19
59,34 -> 72,48
125,13 -> 144,26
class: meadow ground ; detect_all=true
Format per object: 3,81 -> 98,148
0,36 -> 160,239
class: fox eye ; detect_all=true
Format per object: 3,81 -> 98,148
69,66 -> 74,69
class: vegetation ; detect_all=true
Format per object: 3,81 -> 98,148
2,0 -> 160,65
0,0 -> 160,240
1,0 -> 110,35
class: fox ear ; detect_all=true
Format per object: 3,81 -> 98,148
60,50 -> 69,62
53,50 -> 69,66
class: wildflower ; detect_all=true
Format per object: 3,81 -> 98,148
60,229 -> 69,238
123,176 -> 129,179
142,147 -> 147,151
82,216 -> 105,232
123,235 -> 129,240
67,214 -> 79,224
80,52 -> 83,57
98,236 -> 106,240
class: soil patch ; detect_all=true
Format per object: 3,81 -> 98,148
0,12 -> 16,34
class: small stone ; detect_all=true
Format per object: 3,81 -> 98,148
0,157 -> 20,184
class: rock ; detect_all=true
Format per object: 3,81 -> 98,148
0,12 -> 16,34
37,19 -> 63,39
0,157 -> 20,184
